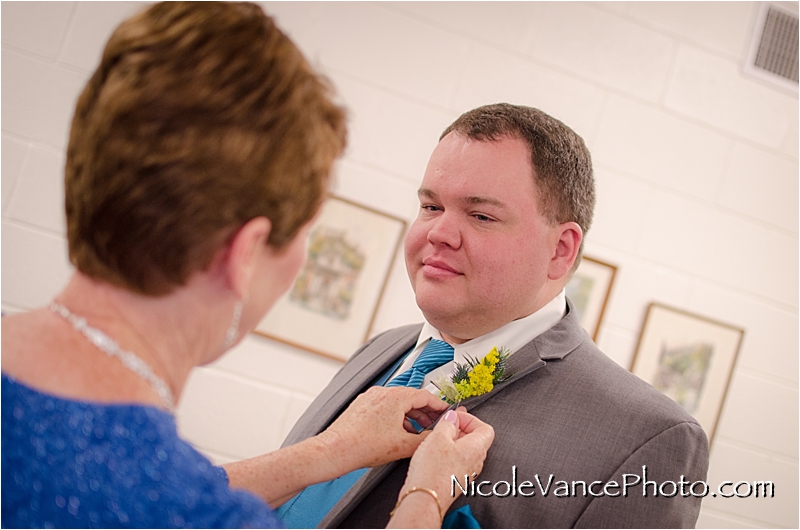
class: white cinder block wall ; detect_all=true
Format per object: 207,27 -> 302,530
2,2 -> 797,527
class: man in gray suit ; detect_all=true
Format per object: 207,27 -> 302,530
280,103 -> 709,528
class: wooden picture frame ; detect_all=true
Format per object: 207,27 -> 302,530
566,255 -> 617,341
630,303 -> 744,444
254,196 -> 406,362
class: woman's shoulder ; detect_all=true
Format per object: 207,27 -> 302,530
2,307 -> 166,407
2,309 -> 47,372
1,309 -> 79,392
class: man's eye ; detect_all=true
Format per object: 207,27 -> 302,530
473,214 -> 493,222
422,204 -> 442,212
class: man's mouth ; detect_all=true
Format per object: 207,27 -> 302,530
421,259 -> 462,276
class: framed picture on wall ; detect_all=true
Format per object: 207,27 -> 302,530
565,256 -> 617,341
254,196 -> 406,362
630,303 -> 744,443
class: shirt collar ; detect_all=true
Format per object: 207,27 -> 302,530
415,289 -> 567,364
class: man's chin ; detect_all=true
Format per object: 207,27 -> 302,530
416,292 -> 459,316
418,303 -> 467,332
420,313 -> 478,344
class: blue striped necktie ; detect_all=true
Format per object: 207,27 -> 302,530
385,338 -> 454,389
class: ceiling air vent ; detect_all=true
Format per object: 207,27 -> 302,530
744,2 -> 798,93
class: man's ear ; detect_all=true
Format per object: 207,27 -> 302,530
548,222 -> 582,281
224,217 -> 272,298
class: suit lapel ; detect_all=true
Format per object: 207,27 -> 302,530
456,301 -> 586,411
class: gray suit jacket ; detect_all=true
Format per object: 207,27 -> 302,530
282,303 -> 709,528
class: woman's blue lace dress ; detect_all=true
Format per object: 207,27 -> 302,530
2,374 -> 283,528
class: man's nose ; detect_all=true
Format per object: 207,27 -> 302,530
427,212 -> 461,249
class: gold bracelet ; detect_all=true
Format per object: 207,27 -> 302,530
389,486 -> 444,523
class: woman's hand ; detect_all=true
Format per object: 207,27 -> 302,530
388,408 -> 495,528
315,386 -> 451,478
223,387 -> 449,508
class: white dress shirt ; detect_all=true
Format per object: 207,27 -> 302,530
388,290 -> 567,395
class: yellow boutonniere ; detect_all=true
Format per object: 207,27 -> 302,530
434,347 -> 511,404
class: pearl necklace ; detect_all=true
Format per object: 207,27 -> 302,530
49,302 -> 175,412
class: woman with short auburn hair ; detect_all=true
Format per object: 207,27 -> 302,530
1,3 -> 494,528
65,1 -> 344,296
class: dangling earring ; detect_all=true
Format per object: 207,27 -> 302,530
222,295 -> 247,350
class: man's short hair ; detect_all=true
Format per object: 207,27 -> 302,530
441,103 -> 595,263
65,1 -> 347,296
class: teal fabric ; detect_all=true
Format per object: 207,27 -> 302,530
275,468 -> 368,529
279,340 -> 455,528
277,353 -> 410,528
443,504 -> 481,528
388,338 -> 454,432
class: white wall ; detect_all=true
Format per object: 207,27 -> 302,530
2,2 -> 797,527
